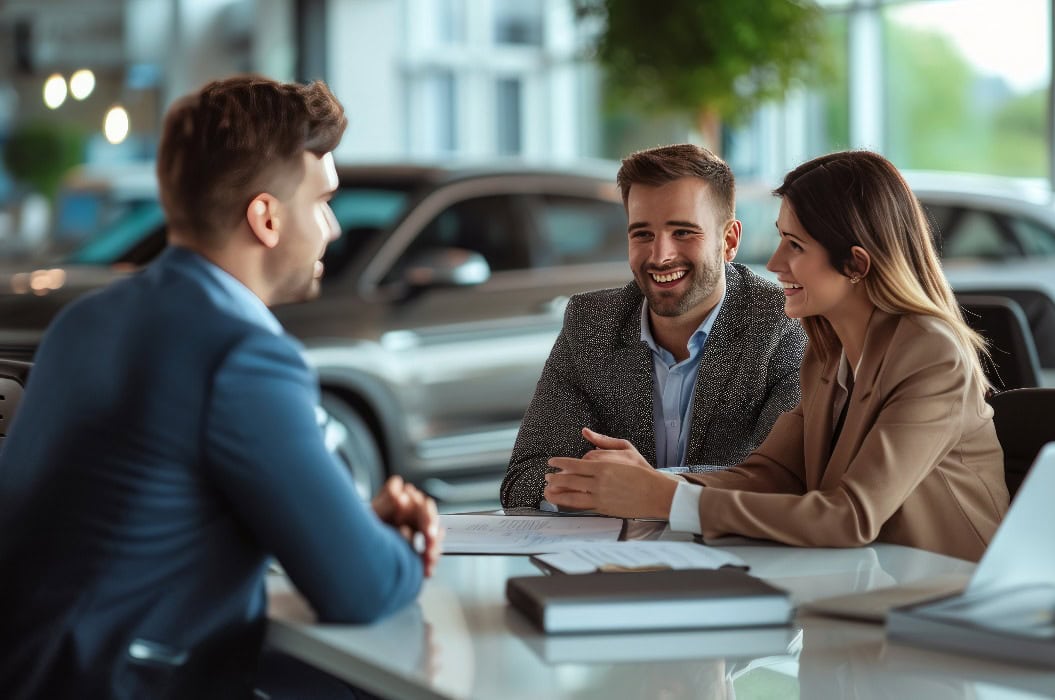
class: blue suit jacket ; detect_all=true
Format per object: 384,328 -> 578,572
0,247 -> 423,699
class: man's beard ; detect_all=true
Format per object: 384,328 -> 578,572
635,253 -> 723,318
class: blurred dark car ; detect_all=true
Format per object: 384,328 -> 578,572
0,163 -> 631,503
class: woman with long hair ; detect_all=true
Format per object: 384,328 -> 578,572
544,150 -> 1009,561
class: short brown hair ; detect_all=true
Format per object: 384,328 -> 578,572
157,75 -> 347,245
616,144 -> 735,222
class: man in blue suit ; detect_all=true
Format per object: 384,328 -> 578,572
0,76 -> 440,698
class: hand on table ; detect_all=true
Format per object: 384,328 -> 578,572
372,476 -> 443,576
544,429 -> 676,519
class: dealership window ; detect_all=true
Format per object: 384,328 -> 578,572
882,0 -> 1050,177
496,77 -> 524,155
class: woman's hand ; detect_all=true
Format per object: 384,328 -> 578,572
544,445 -> 676,520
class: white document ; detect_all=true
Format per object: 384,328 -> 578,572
441,514 -> 623,554
534,541 -> 747,574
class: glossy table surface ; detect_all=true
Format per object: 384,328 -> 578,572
267,527 -> 1055,700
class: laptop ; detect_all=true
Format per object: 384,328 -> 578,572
802,442 -> 1055,622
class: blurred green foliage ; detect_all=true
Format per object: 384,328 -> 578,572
2,121 -> 87,200
883,21 -> 1047,177
575,0 -> 829,125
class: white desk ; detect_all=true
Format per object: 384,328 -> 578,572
267,535 -> 1055,700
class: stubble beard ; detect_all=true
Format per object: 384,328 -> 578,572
637,250 -> 724,318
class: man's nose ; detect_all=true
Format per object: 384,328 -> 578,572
651,234 -> 677,265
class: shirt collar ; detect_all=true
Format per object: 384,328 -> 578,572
639,290 -> 726,358
835,351 -> 864,392
169,247 -> 284,336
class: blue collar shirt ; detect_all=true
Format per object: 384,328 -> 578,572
639,292 -> 725,468
172,246 -> 284,336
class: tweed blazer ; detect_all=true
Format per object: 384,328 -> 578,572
500,262 -> 807,508
686,309 -> 1010,561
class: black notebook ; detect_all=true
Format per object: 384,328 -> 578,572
506,568 -> 792,634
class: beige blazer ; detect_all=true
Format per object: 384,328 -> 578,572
686,310 -> 1009,561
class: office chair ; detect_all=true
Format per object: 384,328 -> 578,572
957,287 -> 1055,369
0,358 -> 31,447
988,387 -> 1055,499
957,294 -> 1042,390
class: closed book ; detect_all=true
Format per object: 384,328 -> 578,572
886,584 -> 1055,669
519,625 -> 800,664
506,568 -> 792,634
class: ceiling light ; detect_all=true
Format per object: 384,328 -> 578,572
104,105 -> 130,144
69,69 -> 96,100
43,74 -> 67,109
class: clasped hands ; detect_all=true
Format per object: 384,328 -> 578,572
543,427 -> 676,519
372,476 -> 443,576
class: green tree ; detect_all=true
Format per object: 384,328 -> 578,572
884,24 -> 978,171
2,121 -> 86,200
575,0 -> 828,153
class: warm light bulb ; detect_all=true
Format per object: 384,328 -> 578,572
104,105 -> 130,144
69,69 -> 96,100
43,74 -> 67,109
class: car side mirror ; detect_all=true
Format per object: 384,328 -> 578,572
401,247 -> 491,289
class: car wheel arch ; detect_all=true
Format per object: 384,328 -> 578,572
315,369 -> 409,479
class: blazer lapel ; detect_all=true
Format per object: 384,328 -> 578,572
805,356 -> 840,489
612,291 -> 658,466
822,309 -> 900,486
685,265 -> 747,463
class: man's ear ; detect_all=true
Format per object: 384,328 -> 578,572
723,219 -> 742,262
246,194 -> 281,249
846,245 -> 872,280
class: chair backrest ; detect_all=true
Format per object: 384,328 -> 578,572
956,294 -> 1042,390
987,387 -> 1055,499
0,359 -> 32,446
955,287 -> 1055,369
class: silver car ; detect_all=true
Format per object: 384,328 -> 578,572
0,163 -> 632,503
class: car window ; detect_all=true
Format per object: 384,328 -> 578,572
920,202 -> 955,252
941,210 -> 1020,260
1008,216 -> 1055,256
66,201 -> 166,265
383,195 -> 527,284
330,188 -> 408,231
322,188 -> 411,280
531,195 -> 626,266
735,196 -> 781,266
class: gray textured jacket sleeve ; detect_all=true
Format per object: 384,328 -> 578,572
500,326 -> 597,508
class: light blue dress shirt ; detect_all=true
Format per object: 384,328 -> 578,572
193,250 -> 284,336
639,293 -> 725,468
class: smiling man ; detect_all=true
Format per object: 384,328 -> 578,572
0,76 -> 440,699
501,144 -> 807,509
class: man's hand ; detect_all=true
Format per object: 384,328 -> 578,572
544,453 -> 676,519
372,476 -> 443,577
579,428 -> 651,468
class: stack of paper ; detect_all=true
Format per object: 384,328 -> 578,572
440,514 -> 623,554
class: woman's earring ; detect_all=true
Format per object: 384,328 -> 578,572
849,275 -> 861,285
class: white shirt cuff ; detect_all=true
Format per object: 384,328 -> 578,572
668,481 -> 704,534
